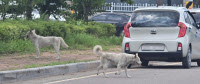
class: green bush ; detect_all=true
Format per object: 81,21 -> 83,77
0,34 -> 122,54
0,21 -> 29,41
0,20 -> 116,41
0,20 -> 119,54
0,39 -> 34,54
86,22 -> 116,37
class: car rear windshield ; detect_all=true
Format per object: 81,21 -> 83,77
192,13 -> 200,23
131,11 -> 180,27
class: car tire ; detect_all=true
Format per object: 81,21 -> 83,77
141,59 -> 149,66
197,60 -> 200,66
182,48 -> 191,69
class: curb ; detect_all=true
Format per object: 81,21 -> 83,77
0,61 -> 100,84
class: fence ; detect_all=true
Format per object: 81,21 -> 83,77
102,2 -> 200,13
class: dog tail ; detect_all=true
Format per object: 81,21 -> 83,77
136,53 -> 138,57
60,37 -> 69,48
93,45 -> 103,56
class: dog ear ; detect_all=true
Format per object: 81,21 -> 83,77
32,29 -> 36,33
29,30 -> 33,34
135,53 -> 139,58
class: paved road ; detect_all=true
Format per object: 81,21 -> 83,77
8,62 -> 200,84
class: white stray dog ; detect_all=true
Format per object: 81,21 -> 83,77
93,45 -> 141,78
26,30 -> 69,59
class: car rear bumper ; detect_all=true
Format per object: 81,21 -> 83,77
122,37 -> 189,58
125,51 -> 183,62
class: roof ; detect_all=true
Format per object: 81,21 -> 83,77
135,6 -> 188,12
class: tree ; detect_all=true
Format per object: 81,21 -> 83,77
25,0 -> 33,20
70,0 -> 106,24
34,0 -> 67,20
70,0 -> 134,24
0,0 -> 35,20
120,0 -> 134,4
8,0 -> 27,19
0,0 -> 10,21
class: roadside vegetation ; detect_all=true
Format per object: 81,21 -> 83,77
0,0 -> 128,70
0,19 -> 122,54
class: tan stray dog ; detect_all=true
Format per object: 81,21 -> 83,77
93,45 -> 141,78
26,30 -> 69,59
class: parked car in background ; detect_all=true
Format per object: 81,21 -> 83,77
90,13 -> 130,36
122,6 -> 200,69
189,9 -> 200,28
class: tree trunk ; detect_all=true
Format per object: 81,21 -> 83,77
26,0 -> 33,20
2,3 -> 6,22
81,1 -> 88,25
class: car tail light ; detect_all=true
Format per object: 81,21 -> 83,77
177,43 -> 182,51
178,22 -> 187,37
124,22 -> 131,38
125,43 -> 130,51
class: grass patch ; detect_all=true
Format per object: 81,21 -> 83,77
24,60 -> 94,69
0,33 -> 122,55
66,33 -> 122,50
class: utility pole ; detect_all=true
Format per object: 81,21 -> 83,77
167,0 -> 171,6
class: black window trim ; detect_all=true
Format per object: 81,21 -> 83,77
187,11 -> 198,28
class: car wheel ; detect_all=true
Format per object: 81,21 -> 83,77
182,48 -> 191,69
141,59 -> 149,66
197,60 -> 200,66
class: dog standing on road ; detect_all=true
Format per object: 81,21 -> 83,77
26,30 -> 69,59
93,45 -> 141,78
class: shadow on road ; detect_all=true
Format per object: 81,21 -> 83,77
133,65 -> 199,69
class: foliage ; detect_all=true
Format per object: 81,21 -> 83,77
120,0 -> 134,4
70,0 -> 106,23
33,0 -> 67,20
0,20 -> 120,54
0,0 -> 10,21
0,0 -> 133,21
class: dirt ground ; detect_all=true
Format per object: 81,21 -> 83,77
0,46 -> 122,71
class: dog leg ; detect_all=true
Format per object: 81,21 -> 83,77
125,66 -> 131,78
54,43 -> 60,60
103,64 -> 109,78
97,65 -> 102,75
35,45 -> 40,59
115,64 -> 121,75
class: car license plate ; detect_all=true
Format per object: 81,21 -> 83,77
142,44 -> 165,51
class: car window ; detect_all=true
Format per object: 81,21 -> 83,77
92,14 -> 107,21
131,11 -> 180,27
107,15 -> 122,21
184,12 -> 191,24
187,12 -> 196,27
192,13 -> 200,23
185,11 -> 197,28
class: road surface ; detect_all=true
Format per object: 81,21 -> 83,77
7,62 -> 200,84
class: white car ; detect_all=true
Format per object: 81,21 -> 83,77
122,6 -> 200,68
